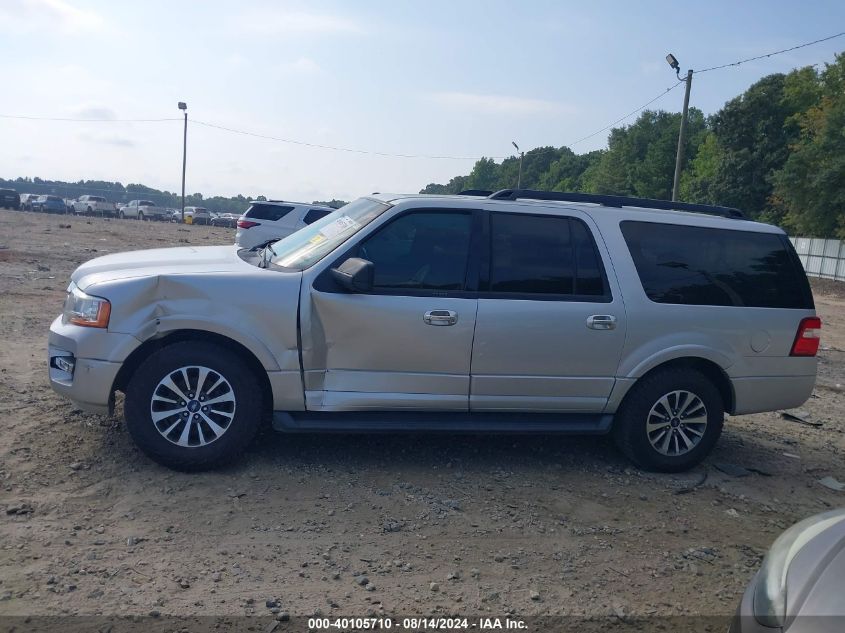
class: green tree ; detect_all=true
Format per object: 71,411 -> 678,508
773,54 -> 845,237
582,109 -> 704,199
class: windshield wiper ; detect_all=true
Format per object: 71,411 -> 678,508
255,239 -> 281,269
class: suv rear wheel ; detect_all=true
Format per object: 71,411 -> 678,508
124,341 -> 263,471
612,367 -> 724,472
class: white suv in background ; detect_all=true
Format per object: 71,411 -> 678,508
235,200 -> 336,249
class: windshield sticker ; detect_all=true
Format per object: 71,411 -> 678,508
318,215 -> 358,239
309,234 -> 327,245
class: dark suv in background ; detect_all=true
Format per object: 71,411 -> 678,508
0,188 -> 20,210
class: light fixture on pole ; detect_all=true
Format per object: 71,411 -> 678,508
178,101 -> 188,222
666,54 -> 693,202
512,141 -> 524,189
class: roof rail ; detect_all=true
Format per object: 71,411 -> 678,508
457,189 -> 493,197
487,189 -> 745,219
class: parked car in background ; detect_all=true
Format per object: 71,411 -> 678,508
31,195 -> 67,214
0,188 -> 20,210
211,212 -> 237,228
119,200 -> 168,221
235,200 -> 335,248
19,193 -> 37,211
73,195 -> 117,217
164,208 -> 180,222
183,206 -> 211,225
64,198 -> 75,213
732,508 -> 845,632
47,190 -> 818,471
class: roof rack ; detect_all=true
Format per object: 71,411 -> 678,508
487,189 -> 745,219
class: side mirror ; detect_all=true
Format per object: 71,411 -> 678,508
330,257 -> 374,293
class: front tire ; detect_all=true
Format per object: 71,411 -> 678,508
124,342 -> 264,471
612,367 -> 724,472
138,211 -> 144,221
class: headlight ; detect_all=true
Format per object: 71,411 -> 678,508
753,508 -> 845,627
62,282 -> 111,328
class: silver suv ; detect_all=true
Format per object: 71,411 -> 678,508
48,190 -> 820,472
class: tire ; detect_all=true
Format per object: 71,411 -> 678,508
124,341 -> 264,471
138,211 -> 144,221
612,367 -> 724,473
118,210 -> 125,219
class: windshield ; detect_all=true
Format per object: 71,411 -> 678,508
267,197 -> 389,271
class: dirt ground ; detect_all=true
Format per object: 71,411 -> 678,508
0,208 -> 843,619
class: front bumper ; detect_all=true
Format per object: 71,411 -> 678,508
48,316 -> 140,415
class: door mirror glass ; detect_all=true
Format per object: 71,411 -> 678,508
331,257 -> 374,293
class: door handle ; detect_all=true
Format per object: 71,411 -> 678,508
586,314 -> 617,330
424,310 -> 458,326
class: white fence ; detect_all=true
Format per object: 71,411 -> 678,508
790,237 -> 845,282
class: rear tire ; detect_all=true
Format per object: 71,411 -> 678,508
612,367 -> 724,472
138,211 -> 144,221
124,342 -> 264,471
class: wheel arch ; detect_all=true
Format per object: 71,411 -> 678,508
617,357 -> 735,416
113,329 -> 273,416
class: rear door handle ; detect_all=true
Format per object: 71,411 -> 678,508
424,310 -> 458,326
586,314 -> 617,330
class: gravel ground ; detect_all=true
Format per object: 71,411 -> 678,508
0,208 -> 843,619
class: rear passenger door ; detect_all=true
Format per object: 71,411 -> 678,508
470,208 -> 626,412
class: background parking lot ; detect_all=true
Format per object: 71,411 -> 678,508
0,208 -> 844,618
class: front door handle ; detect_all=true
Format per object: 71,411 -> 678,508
586,314 -> 617,330
424,310 -> 458,326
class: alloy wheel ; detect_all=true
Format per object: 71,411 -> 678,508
646,390 -> 708,456
149,365 -> 236,448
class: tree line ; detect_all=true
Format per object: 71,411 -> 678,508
0,177 -> 348,215
421,53 -> 845,238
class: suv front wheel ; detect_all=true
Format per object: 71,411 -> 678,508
124,341 -> 263,471
612,367 -> 724,472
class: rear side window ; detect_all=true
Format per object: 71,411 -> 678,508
487,213 -> 607,298
620,221 -> 813,309
304,208 -> 332,225
245,203 -> 294,221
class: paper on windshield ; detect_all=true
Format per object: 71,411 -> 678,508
318,215 -> 358,239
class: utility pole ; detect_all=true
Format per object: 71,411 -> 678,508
178,102 -> 188,222
666,54 -> 692,201
512,141 -> 524,189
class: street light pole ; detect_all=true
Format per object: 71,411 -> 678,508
178,102 -> 187,222
666,54 -> 692,202
512,141 -> 524,189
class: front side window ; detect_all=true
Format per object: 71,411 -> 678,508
488,212 -> 606,297
357,211 -> 473,291
620,221 -> 814,309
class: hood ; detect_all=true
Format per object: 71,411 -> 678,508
72,245 -> 252,290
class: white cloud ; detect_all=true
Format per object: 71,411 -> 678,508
428,92 -> 574,116
278,57 -> 321,75
0,0 -> 105,33
78,131 -> 136,147
236,8 -> 362,35
72,105 -> 117,120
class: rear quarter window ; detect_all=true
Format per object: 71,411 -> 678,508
245,204 -> 295,221
620,220 -> 814,309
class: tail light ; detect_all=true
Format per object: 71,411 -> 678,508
237,219 -> 260,229
790,317 -> 822,356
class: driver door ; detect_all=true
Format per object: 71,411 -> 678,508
301,209 -> 480,411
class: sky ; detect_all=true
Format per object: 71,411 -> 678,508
2,0 -> 844,203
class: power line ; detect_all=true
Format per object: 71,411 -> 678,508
569,80 -> 685,147
696,31 -> 845,74
191,119 -> 499,160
